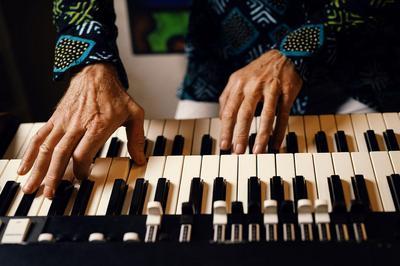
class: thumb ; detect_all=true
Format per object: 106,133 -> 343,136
126,103 -> 146,165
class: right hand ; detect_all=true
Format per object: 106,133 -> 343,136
18,63 -> 146,198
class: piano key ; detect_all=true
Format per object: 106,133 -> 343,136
382,113 -> 400,145
128,178 -> 148,215
246,118 -> 257,154
0,160 -> 8,176
162,120 -> 180,155
47,180 -> 75,216
162,155 -> 184,214
313,153 -> 335,212
304,115 -> 320,153
219,154 -> 238,213
387,174 -> 400,211
331,152 -> 354,209
315,131 -> 329,153
370,151 -> 395,211
121,163 -> 147,215
153,136 -> 166,156
334,131 -> 349,152
364,130 -> 380,152
143,119 -> 150,136
366,113 -> 387,151
3,123 -> 34,159
0,181 -> 19,215
212,177 -> 226,203
319,115 -> 337,152
0,159 -> 20,192
248,176 -> 261,214
276,153 -> 295,200
389,151 -> 400,173
200,155 -> 220,214
209,118 -> 221,155
71,179 -> 94,216
105,179 -> 127,215
257,154 -> 275,204
351,175 -> 371,211
63,180 -> 79,216
238,154 -> 256,213
293,175 -> 307,203
335,114 -> 358,152
1,218 -> 31,244
351,114 -> 370,152
270,176 -> 284,204
288,116 -> 306,153
106,137 -> 121,157
327,175 -> 346,213
145,119 -> 165,157
248,133 -> 257,154
176,155 -> 202,215
16,123 -> 46,159
98,132 -> 117,158
192,118 -> 210,155
153,178 -> 169,212
6,163 -> 31,216
143,156 -> 166,214
14,191 -> 37,216
351,152 -> 383,212
200,134 -> 213,155
115,127 -> 128,157
286,132 -> 298,153
188,178 -> 203,214
178,119 -> 195,155
171,135 -> 184,155
384,130 -> 399,151
294,153 -> 317,203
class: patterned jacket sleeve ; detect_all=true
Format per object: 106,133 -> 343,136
53,0 -> 128,88
277,0 -> 399,81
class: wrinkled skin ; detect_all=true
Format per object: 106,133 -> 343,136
219,49 -> 303,154
18,63 -> 146,198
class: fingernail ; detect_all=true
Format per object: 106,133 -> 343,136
44,186 -> 55,199
23,183 -> 32,193
234,143 -> 245,154
220,140 -> 229,150
18,164 -> 26,174
253,144 -> 263,154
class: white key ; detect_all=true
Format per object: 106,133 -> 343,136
331,153 -> 355,209
121,164 -> 147,215
294,153 -> 317,203
1,218 -> 31,243
304,116 -> 320,153
192,118 -> 210,155
176,155 -> 202,214
238,154 -> 257,213
37,197 -> 52,216
145,120 -> 165,157
351,152 -> 383,212
178,119 -> 195,155
276,154 -> 295,200
246,118 -> 257,154
200,155 -> 220,214
280,126 -> 289,154
383,113 -> 400,146
27,185 -> 45,216
3,123 -> 34,159
366,113 -> 387,151
313,153 -> 335,212
209,118 -> 221,155
335,114 -> 358,152
351,114 -> 369,152
0,160 -> 9,181
0,159 -> 20,192
84,158 -> 113,215
288,116 -> 306,153
389,151 -> 400,173
257,154 -> 275,203
370,151 -> 395,211
96,157 -> 130,215
163,120 -> 180,155
143,156 -> 166,214
116,127 -> 128,157
17,123 -> 45,159
219,155 -> 238,213
319,115 -> 337,152
163,156 -> 184,214
144,119 -> 150,136
99,132 -> 117,158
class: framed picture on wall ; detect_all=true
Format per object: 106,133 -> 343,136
127,0 -> 192,54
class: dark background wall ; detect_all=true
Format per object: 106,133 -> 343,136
0,0 -> 68,122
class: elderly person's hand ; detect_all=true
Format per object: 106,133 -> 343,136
18,63 -> 146,198
219,49 -> 303,154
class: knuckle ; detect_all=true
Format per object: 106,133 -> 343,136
222,110 -> 235,121
262,109 -> 276,118
39,143 -> 52,155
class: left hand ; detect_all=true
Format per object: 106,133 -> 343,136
219,49 -> 303,154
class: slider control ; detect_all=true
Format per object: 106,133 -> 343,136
314,199 -> 331,241
297,199 -> 313,241
145,201 -> 163,243
213,200 -> 227,243
263,200 -> 278,242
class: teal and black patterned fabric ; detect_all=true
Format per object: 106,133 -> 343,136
53,0 -> 400,114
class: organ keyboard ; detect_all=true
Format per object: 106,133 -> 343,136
0,113 -> 400,266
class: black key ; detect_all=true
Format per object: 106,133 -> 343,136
171,135 -> 184,155
0,181 -> 19,215
248,133 -> 256,154
351,175 -> 371,212
106,179 -> 128,215
129,178 -> 148,215
231,201 -> 244,224
364,130 -> 380,152
248,176 -> 261,215
384,129 -> 400,151
212,177 -> 226,204
334,130 -> 349,152
328,175 -> 346,213
292,175 -> 308,203
220,148 -> 232,155
189,178 -> 203,214
387,174 -> 400,211
200,134 -> 213,155
153,135 -> 166,156
267,137 -> 278,154
154,178 -> 170,212
106,137 -> 121,157
286,132 -> 298,153
270,176 -> 284,204
315,131 -> 329,153
48,180 -> 74,216
15,190 -> 38,216
71,179 -> 94,216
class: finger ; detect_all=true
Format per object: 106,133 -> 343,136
43,128 -> 85,198
270,94 -> 292,151
253,80 -> 280,154
23,126 -> 65,194
219,79 -> 233,118
126,103 -> 146,165
18,122 -> 53,175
